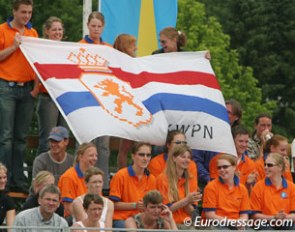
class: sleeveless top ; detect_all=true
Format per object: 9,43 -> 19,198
76,221 -> 105,232
133,213 -> 164,229
76,195 -> 109,223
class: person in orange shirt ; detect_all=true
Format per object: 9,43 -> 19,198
156,144 -> 201,230
148,130 -> 198,180
250,152 -> 295,230
79,11 -> 111,194
203,154 -> 250,230
58,142 -> 98,219
36,16 -> 68,155
109,142 -> 156,229
0,0 -> 38,193
256,134 -> 293,182
210,126 -> 258,192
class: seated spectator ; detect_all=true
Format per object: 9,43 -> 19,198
0,163 -> 15,229
72,194 -> 105,232
203,154 -> 250,230
250,153 -> 295,230
256,134 -> 293,181
210,126 -> 258,192
125,190 -> 177,230
22,170 -> 64,217
109,142 -> 156,229
156,144 -> 201,230
247,113 -> 273,160
58,142 -> 97,217
148,130 -> 197,179
72,167 -> 114,228
33,126 -> 74,185
13,184 -> 68,231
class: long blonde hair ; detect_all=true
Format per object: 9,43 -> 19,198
165,144 -> 192,202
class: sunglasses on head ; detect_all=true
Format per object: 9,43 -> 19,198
264,163 -> 276,168
217,165 -> 232,170
172,141 -> 187,145
137,153 -> 152,158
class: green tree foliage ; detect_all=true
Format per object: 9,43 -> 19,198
177,0 -> 275,131
199,0 -> 295,138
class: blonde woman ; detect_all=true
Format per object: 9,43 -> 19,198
58,142 -> 98,217
72,167 -> 114,228
156,144 -> 201,229
0,162 -> 15,229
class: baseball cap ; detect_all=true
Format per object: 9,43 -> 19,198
48,126 -> 69,141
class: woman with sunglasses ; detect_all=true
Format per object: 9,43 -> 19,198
148,130 -> 197,179
109,142 -> 156,229
250,152 -> 295,230
156,144 -> 201,230
203,154 -> 250,230
72,167 -> 114,228
255,134 -> 293,181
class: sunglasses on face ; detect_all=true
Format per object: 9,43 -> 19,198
137,153 -> 152,158
264,163 -> 276,168
172,141 -> 187,145
217,165 -> 232,170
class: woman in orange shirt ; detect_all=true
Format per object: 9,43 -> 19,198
156,144 -> 201,229
203,154 -> 250,230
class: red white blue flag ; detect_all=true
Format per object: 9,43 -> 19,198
20,37 -> 236,155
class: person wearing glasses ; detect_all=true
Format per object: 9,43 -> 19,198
156,144 -> 201,230
255,134 -> 293,182
72,167 -> 114,228
109,142 -> 156,229
250,152 -> 295,230
203,154 -> 250,230
148,130 -> 197,179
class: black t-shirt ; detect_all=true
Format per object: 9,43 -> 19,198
0,191 -> 16,225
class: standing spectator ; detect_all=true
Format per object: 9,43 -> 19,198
125,190 -> 177,230
58,142 -> 97,217
79,11 -> 111,192
225,99 -> 242,128
109,142 -> 156,229
203,154 -> 251,230
156,144 -> 201,230
13,184 -> 68,231
0,0 -> 38,193
113,34 -> 137,169
32,126 -> 74,185
72,194 -> 105,232
0,163 -> 15,229
250,153 -> 295,230
247,113 -> 273,160
22,170 -> 64,217
36,16 -> 68,155
72,167 -> 114,228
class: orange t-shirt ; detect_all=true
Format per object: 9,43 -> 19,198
109,166 -> 156,220
58,165 -> 87,216
203,177 -> 251,219
250,177 -> 295,215
148,153 -> 198,180
0,20 -> 38,82
156,172 -> 198,224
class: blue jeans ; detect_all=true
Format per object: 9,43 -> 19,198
93,136 -> 110,189
36,93 -> 68,155
113,220 -> 125,229
0,79 -> 35,187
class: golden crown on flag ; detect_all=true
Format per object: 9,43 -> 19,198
67,48 -> 110,72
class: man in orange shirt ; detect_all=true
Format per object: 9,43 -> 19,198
0,0 -> 38,193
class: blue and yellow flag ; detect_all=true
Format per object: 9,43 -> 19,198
100,0 -> 178,56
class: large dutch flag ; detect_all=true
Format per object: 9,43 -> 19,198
20,37 -> 236,155
100,0 -> 178,56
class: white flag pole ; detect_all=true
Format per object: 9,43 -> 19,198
82,0 -> 92,37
